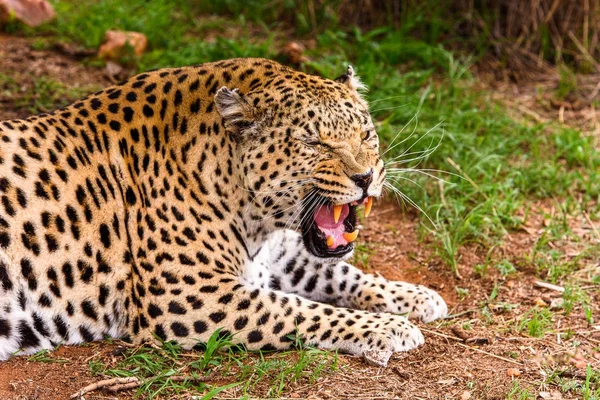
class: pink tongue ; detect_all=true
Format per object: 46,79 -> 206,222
313,204 -> 350,249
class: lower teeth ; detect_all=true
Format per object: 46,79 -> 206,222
326,236 -> 334,247
325,229 -> 360,249
343,229 -> 359,242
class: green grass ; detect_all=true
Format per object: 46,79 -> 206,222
27,349 -> 69,364
516,307 -> 553,337
352,243 -> 374,270
87,330 -> 338,399
91,331 -> 238,399
506,381 -> 535,400
0,73 -> 97,114
17,77 -> 96,114
545,365 -> 600,399
561,284 -> 595,324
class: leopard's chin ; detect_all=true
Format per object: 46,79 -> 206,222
301,195 -> 371,259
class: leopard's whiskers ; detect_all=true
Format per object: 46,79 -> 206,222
284,189 -> 319,231
383,181 -> 436,228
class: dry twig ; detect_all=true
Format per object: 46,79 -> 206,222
568,31 -> 600,72
70,374 -> 215,399
420,327 -> 463,342
583,212 -> 600,240
535,281 -> 565,293
454,342 -> 523,366
70,377 -> 139,399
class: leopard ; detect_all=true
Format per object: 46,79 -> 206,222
0,58 -> 447,367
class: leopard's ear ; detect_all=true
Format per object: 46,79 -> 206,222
215,87 -> 258,138
335,65 -> 367,93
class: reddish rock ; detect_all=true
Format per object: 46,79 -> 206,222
281,41 -> 308,64
98,30 -> 148,61
0,0 -> 55,26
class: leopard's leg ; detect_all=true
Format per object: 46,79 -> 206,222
131,242 -> 426,367
137,275 -> 424,367
258,230 -> 448,323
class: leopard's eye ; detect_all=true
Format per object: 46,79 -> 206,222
305,139 -> 321,146
362,130 -> 374,141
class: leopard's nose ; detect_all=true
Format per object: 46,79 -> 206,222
351,169 -> 373,194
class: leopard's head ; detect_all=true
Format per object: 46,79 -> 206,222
215,64 -> 384,259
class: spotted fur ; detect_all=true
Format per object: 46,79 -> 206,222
0,58 -> 447,366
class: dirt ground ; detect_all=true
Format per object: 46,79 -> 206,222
0,35 -> 598,400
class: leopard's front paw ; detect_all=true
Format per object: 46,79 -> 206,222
359,314 -> 424,367
355,281 -> 448,323
310,311 -> 425,367
408,284 -> 448,322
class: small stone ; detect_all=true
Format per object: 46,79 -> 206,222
98,30 -> 148,61
538,390 -> 563,399
460,391 -> 472,400
0,0 -> 55,26
105,61 -> 124,78
549,298 -> 564,309
506,368 -> 522,377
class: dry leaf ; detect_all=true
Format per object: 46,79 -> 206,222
534,297 -> 548,307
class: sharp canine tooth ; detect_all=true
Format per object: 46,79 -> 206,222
364,197 -> 373,218
343,229 -> 359,243
326,236 -> 335,248
333,204 -> 343,223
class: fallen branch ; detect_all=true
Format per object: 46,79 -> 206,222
455,342 -> 523,366
106,380 -> 141,392
517,104 -> 546,123
70,377 -> 138,399
445,326 -> 490,345
442,309 -> 475,320
70,374 -> 215,398
420,327 -> 463,342
534,281 -> 565,293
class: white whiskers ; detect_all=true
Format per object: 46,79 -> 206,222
383,181 -> 436,228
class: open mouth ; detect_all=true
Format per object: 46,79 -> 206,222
301,196 -> 373,258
